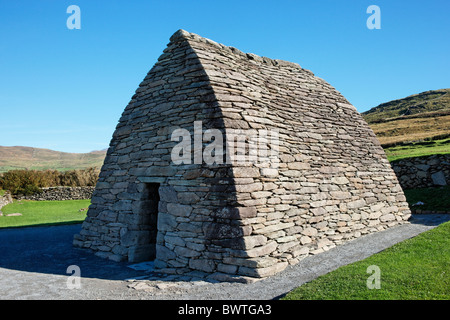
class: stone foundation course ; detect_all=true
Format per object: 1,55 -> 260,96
73,29 -> 411,282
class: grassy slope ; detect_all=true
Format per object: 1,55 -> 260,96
362,88 -> 450,124
384,137 -> 450,162
370,114 -> 450,147
360,89 -> 450,161
0,146 -> 106,172
362,89 -> 450,145
283,221 -> 450,300
0,199 -> 90,228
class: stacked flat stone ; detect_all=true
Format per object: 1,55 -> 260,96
73,29 -> 411,282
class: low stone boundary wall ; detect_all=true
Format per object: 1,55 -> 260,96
391,154 -> 449,189
15,186 -> 95,201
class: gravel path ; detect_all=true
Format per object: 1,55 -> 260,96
0,214 -> 448,300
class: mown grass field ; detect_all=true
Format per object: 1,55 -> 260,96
384,137 -> 450,162
282,220 -> 450,300
0,199 -> 90,228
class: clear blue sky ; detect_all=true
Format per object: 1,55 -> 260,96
0,0 -> 449,153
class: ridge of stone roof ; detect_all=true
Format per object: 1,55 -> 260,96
169,29 -> 309,73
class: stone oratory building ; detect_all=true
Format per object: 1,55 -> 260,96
74,30 -> 411,282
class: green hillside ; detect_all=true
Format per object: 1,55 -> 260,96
361,88 -> 450,161
362,88 -> 450,124
0,146 -> 106,173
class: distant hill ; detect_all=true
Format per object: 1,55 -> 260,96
0,146 -> 106,173
362,88 -> 450,124
361,89 -> 450,147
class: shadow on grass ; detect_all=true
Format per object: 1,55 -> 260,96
0,220 -> 84,230
408,213 -> 450,226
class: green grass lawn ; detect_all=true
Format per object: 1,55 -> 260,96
282,221 -> 450,300
385,137 -> 450,162
0,199 -> 90,228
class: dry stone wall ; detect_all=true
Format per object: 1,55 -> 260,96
74,30 -> 411,282
391,154 -> 449,189
16,186 -> 95,201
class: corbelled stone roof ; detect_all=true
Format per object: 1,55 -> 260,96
74,30 -> 411,282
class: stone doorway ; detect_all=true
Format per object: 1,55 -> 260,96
128,182 -> 160,262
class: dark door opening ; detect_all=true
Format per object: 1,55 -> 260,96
143,182 -> 160,260
129,182 -> 160,262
